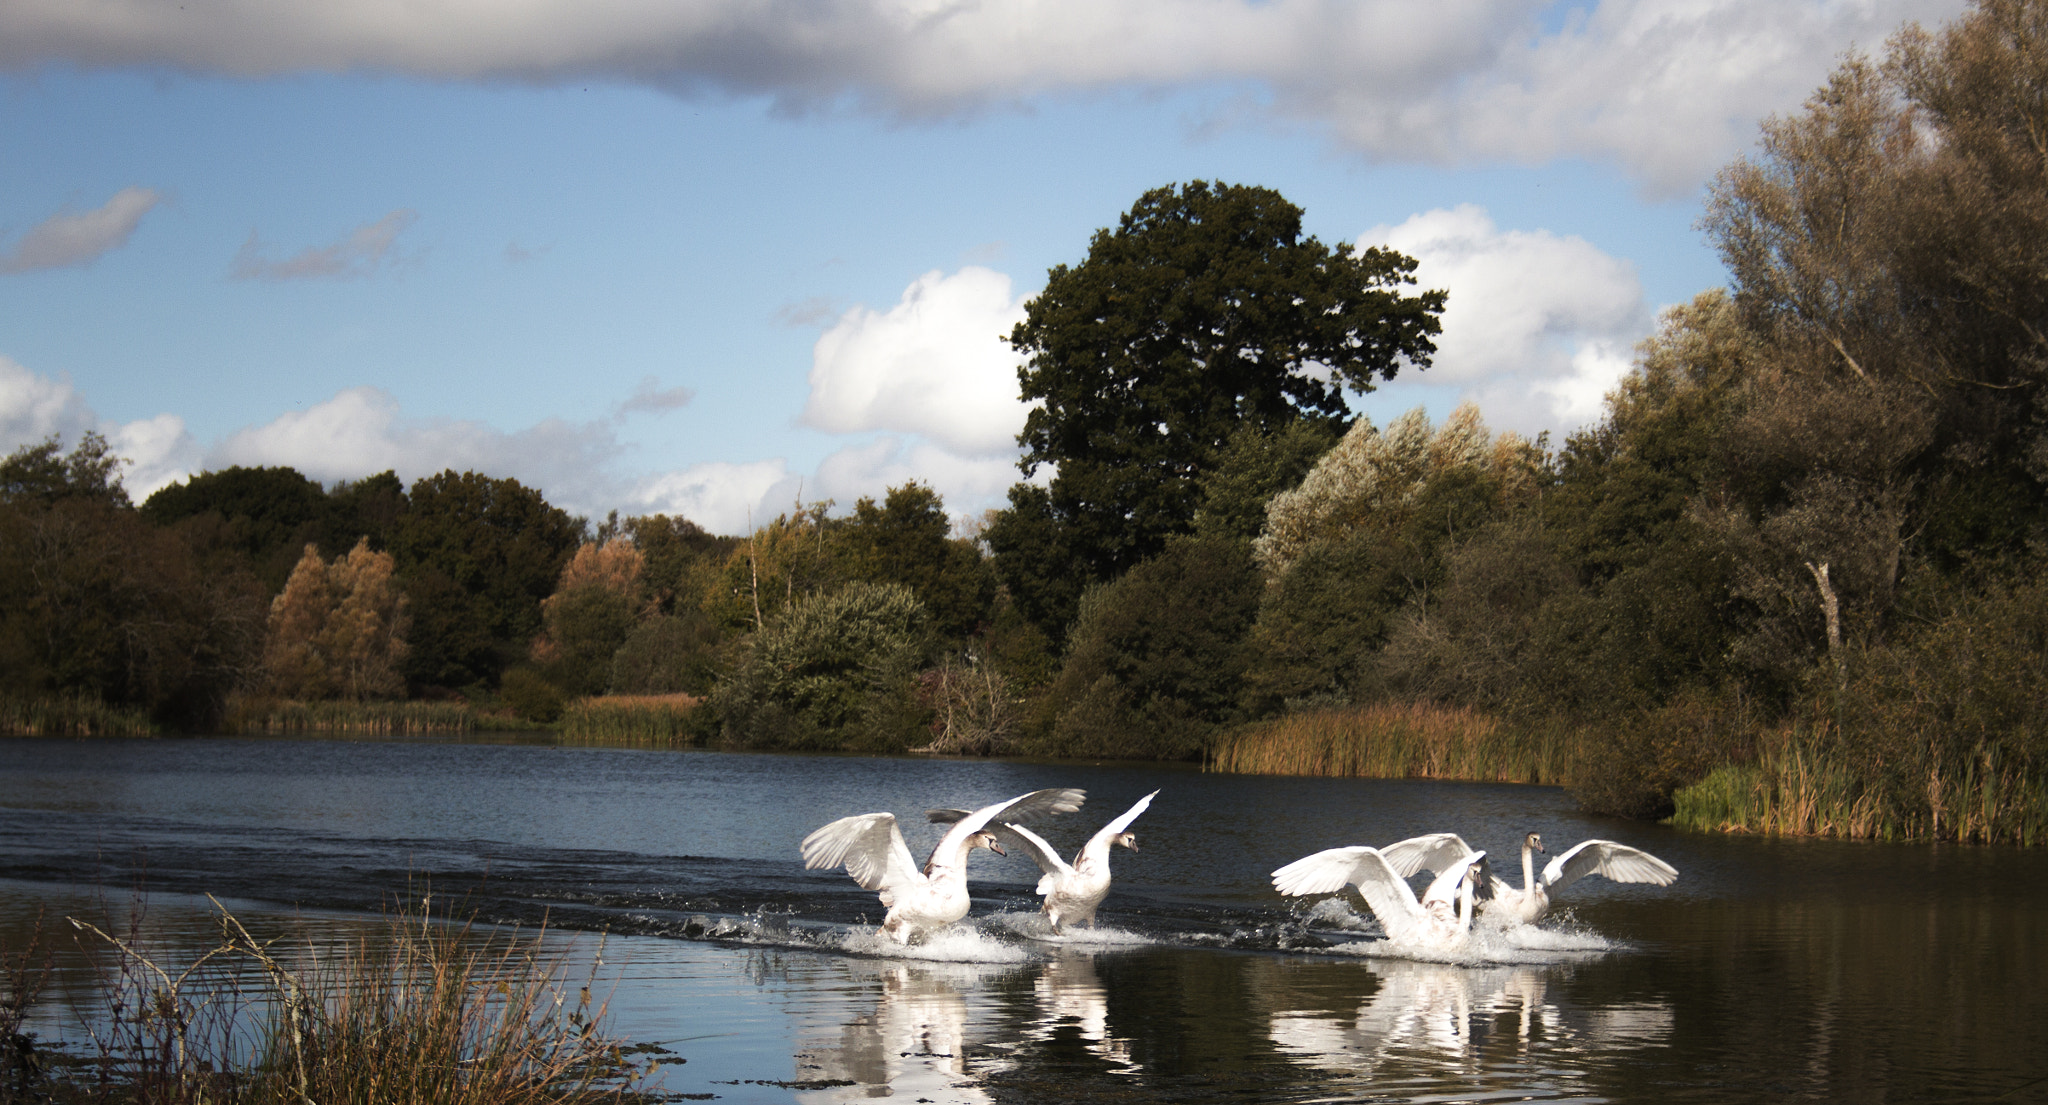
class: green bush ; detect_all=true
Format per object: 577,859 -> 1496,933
499,667 -> 565,724
1037,535 -> 1261,760
712,581 -> 930,751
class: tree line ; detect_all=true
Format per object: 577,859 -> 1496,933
5,0 -> 2044,838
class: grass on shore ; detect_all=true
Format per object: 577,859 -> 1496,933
225,697 -> 560,736
1671,735 -> 2048,845
12,894 -> 659,1105
1208,701 -> 1575,785
0,695 -> 157,738
558,694 -> 700,748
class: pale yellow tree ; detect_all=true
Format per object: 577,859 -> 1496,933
262,539 -> 410,700
1253,403 -> 1543,576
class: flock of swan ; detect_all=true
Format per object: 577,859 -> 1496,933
801,788 -> 1679,950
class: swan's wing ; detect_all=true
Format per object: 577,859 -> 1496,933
932,788 -> 1087,863
1098,790 -> 1157,837
988,821 -> 1070,878
800,812 -> 921,891
930,789 -> 1087,831
1379,833 -> 1476,878
1420,850 -> 1486,908
1075,789 -> 1157,868
1274,846 -> 1430,940
1541,840 -> 1679,893
1272,846 -> 1376,897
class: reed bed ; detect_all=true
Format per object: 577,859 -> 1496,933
229,698 -> 486,736
558,694 -> 700,748
0,695 -> 157,738
1209,702 -> 1575,784
31,895 -> 658,1105
1670,736 -> 2048,845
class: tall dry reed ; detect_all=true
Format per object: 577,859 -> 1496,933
0,694 -> 157,738
49,894 -> 657,1104
228,698 -> 488,736
1209,702 -> 1575,784
558,695 -> 700,748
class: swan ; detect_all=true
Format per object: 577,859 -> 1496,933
936,789 -> 1158,934
1272,844 -> 1488,950
800,788 -> 1085,943
1381,832 -> 1678,925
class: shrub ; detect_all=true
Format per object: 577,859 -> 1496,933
712,581 -> 930,751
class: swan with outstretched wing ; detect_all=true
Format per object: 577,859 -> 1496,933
935,789 -> 1157,933
801,787 -> 1085,943
1382,831 -> 1678,925
1272,844 -> 1488,950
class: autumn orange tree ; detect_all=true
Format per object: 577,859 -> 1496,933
263,539 -> 411,700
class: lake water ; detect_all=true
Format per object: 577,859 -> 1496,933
2,734 -> 2045,1103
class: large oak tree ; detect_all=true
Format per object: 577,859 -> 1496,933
992,181 -> 1444,636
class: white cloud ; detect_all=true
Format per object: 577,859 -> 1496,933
810,434 -> 1021,519
0,355 -> 97,443
0,0 -> 1965,191
0,187 -> 160,273
210,386 -> 627,507
1366,204 -> 1652,435
231,209 -> 419,281
628,459 -> 803,536
0,355 -> 200,499
803,266 -> 1030,457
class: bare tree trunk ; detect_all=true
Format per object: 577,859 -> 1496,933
1806,560 -> 1847,702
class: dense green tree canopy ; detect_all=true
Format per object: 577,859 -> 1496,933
389,470 -> 581,689
1007,181 -> 1445,582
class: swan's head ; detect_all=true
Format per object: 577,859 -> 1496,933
970,830 -> 1006,856
1525,832 -> 1545,854
1114,831 -> 1140,853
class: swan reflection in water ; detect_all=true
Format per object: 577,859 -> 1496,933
1270,960 -> 1673,1080
1025,953 -> 1137,1071
792,953 -> 1140,1099
793,960 -> 1013,1103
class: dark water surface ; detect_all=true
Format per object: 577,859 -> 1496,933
2,735 -> 2045,1103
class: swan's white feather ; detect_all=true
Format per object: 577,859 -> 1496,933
1542,840 -> 1679,891
800,813 -> 921,892
1380,833 -> 1476,879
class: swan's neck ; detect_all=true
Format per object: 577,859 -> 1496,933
1522,841 -> 1537,893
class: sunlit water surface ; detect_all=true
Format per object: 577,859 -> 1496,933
2,736 -> 2044,1103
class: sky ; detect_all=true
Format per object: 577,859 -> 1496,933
0,0 -> 1967,535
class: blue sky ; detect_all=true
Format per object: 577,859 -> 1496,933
1,0 -> 1964,533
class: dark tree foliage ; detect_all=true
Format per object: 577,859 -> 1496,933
0,435 -> 264,728
981,484 -> 1093,642
1037,535 -> 1262,760
999,180 -> 1444,600
0,432 -> 129,507
388,470 -> 581,690
838,483 -> 992,641
625,513 -> 738,617
143,466 -> 337,590
1195,420 -> 1343,542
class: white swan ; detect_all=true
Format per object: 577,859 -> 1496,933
938,789 -> 1157,934
1272,844 -> 1488,950
800,788 -> 1085,943
1381,831 -> 1678,925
